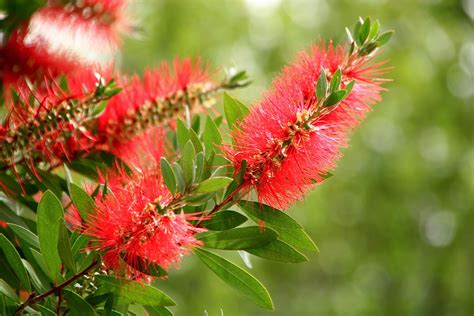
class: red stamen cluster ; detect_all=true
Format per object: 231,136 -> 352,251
0,0 -> 127,95
225,42 -> 389,209
79,130 -> 205,280
98,58 -> 216,146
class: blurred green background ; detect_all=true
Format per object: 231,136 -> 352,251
122,0 -> 473,315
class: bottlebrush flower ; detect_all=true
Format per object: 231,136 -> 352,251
0,0 -> 127,94
98,58 -> 217,147
224,41 -> 390,209
79,130 -> 205,280
0,72 -> 111,173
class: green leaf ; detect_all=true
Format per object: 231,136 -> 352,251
353,20 -> 362,45
69,183 -> 94,221
176,119 -> 189,149
201,211 -> 247,231
344,80 -> 356,96
377,30 -> 394,46
144,306 -> 174,316
189,129 -> 203,153
58,222 -> 76,273
246,240 -> 308,263
22,259 -> 50,293
194,152 -> 205,182
238,201 -> 303,229
160,158 -> 176,194
203,116 -> 222,158
180,141 -> 196,185
96,275 -> 175,306
0,234 -> 31,292
316,67 -> 327,100
369,19 -> 380,40
197,226 -> 278,250
172,163 -> 186,194
358,17 -> 371,44
323,90 -> 347,107
63,289 -> 97,316
191,115 -> 201,133
329,69 -> 342,92
195,177 -> 233,193
194,248 -> 274,310
37,191 -> 63,282
274,227 -> 318,252
8,224 -> 39,249
224,93 -> 248,130
0,279 -> 18,302
90,101 -> 108,119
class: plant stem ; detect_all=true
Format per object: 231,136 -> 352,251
196,184 -> 246,226
13,260 -> 99,316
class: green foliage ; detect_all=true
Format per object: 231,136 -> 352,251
194,248 -> 274,310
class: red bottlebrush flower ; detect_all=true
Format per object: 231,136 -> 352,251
0,0 -> 126,94
0,221 -> 7,229
97,58 -> 216,147
224,42 -> 390,209
78,130 -> 205,280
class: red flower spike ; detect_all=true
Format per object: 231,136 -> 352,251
98,58 -> 216,147
224,42 -> 390,209
0,0 -> 127,96
78,130 -> 205,281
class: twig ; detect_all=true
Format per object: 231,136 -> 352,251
13,260 -> 99,316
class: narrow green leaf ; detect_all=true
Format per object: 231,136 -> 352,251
0,279 -> 18,302
37,191 -> 63,282
195,152 -> 205,182
22,259 -> 50,293
191,115 -> 201,133
180,141 -> 196,185
197,226 -> 278,250
203,116 -> 222,158
316,67 -> 327,100
224,93 -> 248,130
96,275 -> 175,306
145,306 -> 174,316
195,177 -> 233,193
369,19 -> 380,40
354,20 -> 362,45
201,211 -> 247,231
189,129 -> 203,153
176,119 -> 189,149
69,183 -> 94,221
90,101 -> 108,118
274,227 -> 318,252
8,224 -> 39,249
344,80 -> 356,96
323,90 -> 347,107
359,17 -> 371,44
160,158 -> 176,194
377,30 -> 394,46
58,222 -> 76,273
0,234 -> 31,292
172,163 -> 186,194
329,69 -> 342,92
238,201 -> 302,229
63,289 -> 97,316
246,240 -> 308,263
194,248 -> 274,310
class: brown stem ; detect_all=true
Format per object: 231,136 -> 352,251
13,260 -> 99,316
196,184 -> 246,226
55,289 -> 62,315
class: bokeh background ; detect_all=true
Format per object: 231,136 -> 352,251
122,0 -> 473,315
